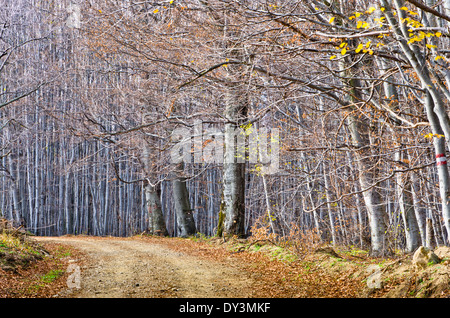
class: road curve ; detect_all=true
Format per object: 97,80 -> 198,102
36,236 -> 254,298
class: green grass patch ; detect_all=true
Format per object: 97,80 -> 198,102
26,269 -> 65,293
41,269 -> 64,283
0,232 -> 46,270
0,232 -> 42,256
52,245 -> 72,258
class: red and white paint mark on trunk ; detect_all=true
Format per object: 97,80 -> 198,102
436,154 -> 447,166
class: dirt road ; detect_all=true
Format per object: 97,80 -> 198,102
35,236 -> 254,298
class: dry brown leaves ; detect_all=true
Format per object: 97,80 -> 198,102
0,243 -> 83,298
139,236 -> 366,298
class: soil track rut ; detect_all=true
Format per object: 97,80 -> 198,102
36,236 -> 254,298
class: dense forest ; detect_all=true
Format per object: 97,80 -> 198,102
2,0 -> 450,257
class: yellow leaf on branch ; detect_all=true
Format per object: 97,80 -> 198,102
355,43 -> 363,53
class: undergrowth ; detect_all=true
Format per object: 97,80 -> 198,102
0,232 -> 45,270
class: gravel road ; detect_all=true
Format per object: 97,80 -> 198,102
36,236 -> 254,298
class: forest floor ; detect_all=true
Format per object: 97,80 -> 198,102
1,233 -> 450,298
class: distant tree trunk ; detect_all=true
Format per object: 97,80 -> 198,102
298,109 -> 321,239
103,146 -> 110,235
306,176 -> 321,238
395,149 -> 420,252
355,187 -> 366,249
409,170 -> 427,246
216,191 -> 225,237
254,122 -> 275,234
73,165 -> 80,235
426,218 -> 435,249
7,151 -> 21,225
172,162 -> 196,237
323,164 -> 337,245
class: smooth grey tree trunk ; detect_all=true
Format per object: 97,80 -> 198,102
297,106 -> 321,238
423,92 -> 450,244
348,123 -> 387,256
253,122 -> 275,234
172,162 -> 196,237
7,149 -> 21,225
395,150 -> 420,252
145,183 -> 168,236
323,164 -> 337,245
409,168 -> 427,246
426,218 -> 435,249
142,144 -> 168,236
342,67 -> 387,255
378,56 -> 420,252
222,86 -> 247,237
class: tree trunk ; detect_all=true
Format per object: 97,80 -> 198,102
349,125 -> 387,255
426,218 -> 435,249
395,149 -> 420,252
423,92 -> 450,245
145,183 -> 168,236
172,162 -> 196,237
409,170 -> 427,246
222,86 -> 247,237
323,163 -> 337,245
142,144 -> 168,236
344,73 -> 387,255
7,151 -> 21,225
